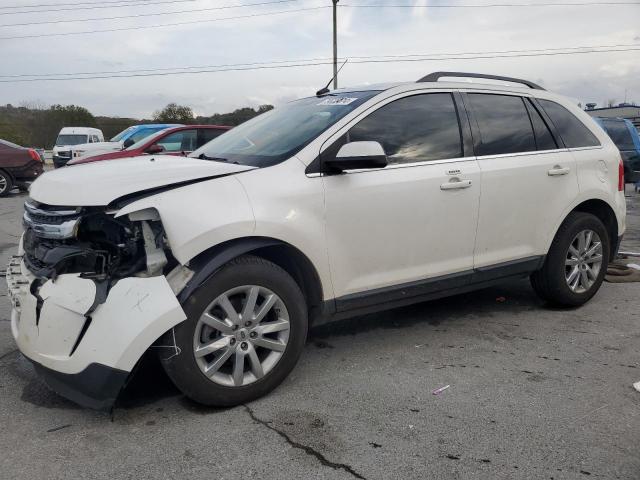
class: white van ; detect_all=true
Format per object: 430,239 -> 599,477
52,127 -> 104,168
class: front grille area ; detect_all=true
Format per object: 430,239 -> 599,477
21,199 -> 144,279
23,201 -> 81,239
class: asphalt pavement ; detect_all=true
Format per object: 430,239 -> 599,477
0,186 -> 638,480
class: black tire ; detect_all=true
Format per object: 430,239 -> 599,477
0,170 -> 13,197
160,255 -> 308,407
531,212 -> 609,307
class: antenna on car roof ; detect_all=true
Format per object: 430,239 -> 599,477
316,59 -> 349,97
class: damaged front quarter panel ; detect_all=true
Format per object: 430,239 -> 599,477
10,200 -> 190,409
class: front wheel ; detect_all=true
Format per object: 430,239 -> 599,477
531,212 -> 609,307
160,255 -> 308,407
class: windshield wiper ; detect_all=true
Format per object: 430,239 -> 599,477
197,153 -> 239,164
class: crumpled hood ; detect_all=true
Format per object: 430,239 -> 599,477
29,155 -> 255,206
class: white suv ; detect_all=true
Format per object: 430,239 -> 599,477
7,72 -> 626,409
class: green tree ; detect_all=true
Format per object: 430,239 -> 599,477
153,103 -> 194,123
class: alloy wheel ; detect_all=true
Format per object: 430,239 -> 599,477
565,229 -> 603,294
193,285 -> 290,387
0,175 -> 7,194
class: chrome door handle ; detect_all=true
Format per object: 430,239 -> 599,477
440,179 -> 472,190
548,166 -> 570,176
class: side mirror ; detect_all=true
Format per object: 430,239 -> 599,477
123,138 -> 135,149
323,141 -> 387,173
145,144 -> 165,154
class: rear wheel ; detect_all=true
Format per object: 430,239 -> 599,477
531,212 -> 609,306
0,170 -> 13,197
161,255 -> 308,406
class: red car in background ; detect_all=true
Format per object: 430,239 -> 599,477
68,125 -> 231,165
0,139 -> 44,196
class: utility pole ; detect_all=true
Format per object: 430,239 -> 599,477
332,0 -> 339,89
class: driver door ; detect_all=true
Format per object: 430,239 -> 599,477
321,92 -> 481,311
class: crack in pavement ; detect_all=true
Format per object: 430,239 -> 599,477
243,405 -> 366,479
0,349 -> 18,362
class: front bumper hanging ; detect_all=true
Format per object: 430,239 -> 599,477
6,255 -> 187,410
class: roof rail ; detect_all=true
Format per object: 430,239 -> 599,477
417,71 -> 545,90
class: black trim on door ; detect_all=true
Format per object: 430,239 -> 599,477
453,91 -> 475,158
459,92 -> 482,155
325,255 -> 545,319
529,97 -> 567,149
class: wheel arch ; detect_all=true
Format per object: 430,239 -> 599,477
176,236 -> 326,322
0,167 -> 15,188
555,199 -> 619,261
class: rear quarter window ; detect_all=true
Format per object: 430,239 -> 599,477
538,99 -> 600,148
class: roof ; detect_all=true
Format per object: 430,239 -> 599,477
128,123 -> 183,130
59,127 -> 102,134
333,72 -> 546,96
161,124 -> 232,130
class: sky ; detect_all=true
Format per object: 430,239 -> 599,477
0,0 -> 639,118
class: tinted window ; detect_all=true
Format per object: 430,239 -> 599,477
345,93 -> 462,165
538,99 -> 600,148
525,99 -> 557,150
468,94 -> 536,156
199,128 -> 226,147
602,120 -> 634,151
157,129 -> 197,152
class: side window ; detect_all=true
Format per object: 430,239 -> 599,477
538,99 -> 600,148
525,99 -> 557,151
601,120 -> 634,151
198,128 -> 225,147
156,130 -> 197,152
468,94 -> 536,156
344,93 -> 463,165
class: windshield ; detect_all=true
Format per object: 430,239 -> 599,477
110,126 -> 136,142
126,129 -> 168,150
190,91 -> 380,167
55,134 -> 88,146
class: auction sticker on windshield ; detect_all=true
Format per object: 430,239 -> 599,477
317,97 -> 358,106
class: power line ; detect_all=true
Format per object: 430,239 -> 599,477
0,0 -> 188,7
341,1 -> 640,7
0,0 -> 198,16
3,43 -> 637,79
1,46 -> 637,83
0,0 -> 298,27
0,5 -> 328,39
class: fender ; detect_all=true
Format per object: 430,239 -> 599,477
176,237 -> 282,303
544,190 -> 622,255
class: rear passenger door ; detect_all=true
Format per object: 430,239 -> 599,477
464,92 -> 579,270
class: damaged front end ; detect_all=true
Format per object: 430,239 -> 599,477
8,200 -> 187,410
22,200 -> 165,281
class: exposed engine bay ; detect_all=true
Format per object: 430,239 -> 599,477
22,200 -> 170,281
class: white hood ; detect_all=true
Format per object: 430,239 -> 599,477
73,141 -> 122,157
29,155 -> 255,206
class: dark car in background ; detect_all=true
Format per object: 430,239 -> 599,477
67,125 -> 231,165
594,117 -> 640,183
0,139 -> 44,196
